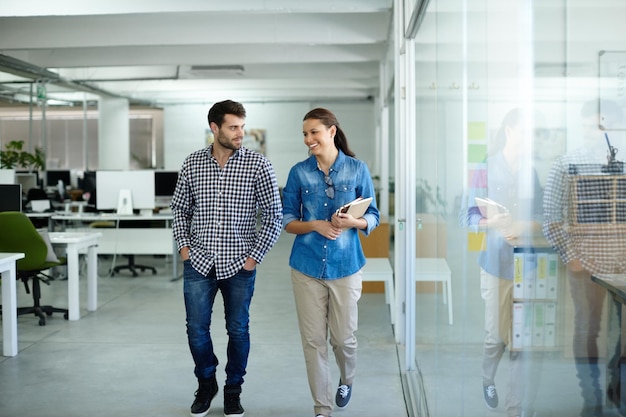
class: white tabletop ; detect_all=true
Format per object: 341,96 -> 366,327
52,213 -> 173,221
0,253 -> 25,264
49,231 -> 102,243
24,212 -> 54,218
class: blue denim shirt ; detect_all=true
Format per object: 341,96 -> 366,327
282,151 -> 380,279
458,152 -> 543,279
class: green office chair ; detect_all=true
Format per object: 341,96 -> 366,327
0,211 -> 68,325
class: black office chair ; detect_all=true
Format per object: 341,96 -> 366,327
26,187 -> 48,202
110,219 -> 157,277
25,187 -> 53,228
112,255 -> 157,277
0,211 -> 68,326
87,219 -> 158,277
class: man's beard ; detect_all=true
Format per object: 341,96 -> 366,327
216,134 -> 241,151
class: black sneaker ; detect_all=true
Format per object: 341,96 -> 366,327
224,384 -> 244,417
335,381 -> 352,409
483,383 -> 498,409
191,375 -> 218,417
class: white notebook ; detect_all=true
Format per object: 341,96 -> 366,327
336,197 -> 373,218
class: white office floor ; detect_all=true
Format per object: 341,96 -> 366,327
0,232 -> 407,417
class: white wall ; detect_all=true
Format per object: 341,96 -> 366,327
163,101 -> 377,186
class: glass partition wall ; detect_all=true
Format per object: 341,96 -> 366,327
393,0 -> 626,416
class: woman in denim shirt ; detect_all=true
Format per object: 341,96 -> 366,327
282,108 -> 379,417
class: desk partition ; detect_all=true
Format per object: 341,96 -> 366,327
52,213 -> 178,279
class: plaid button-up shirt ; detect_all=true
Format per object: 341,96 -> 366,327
543,146 -> 626,275
171,145 -> 282,279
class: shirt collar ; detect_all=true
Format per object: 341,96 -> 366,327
206,144 -> 244,161
305,149 -> 346,172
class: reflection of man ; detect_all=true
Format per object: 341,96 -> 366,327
543,99 -> 626,417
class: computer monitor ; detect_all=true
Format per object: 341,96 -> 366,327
46,170 -> 71,188
154,171 -> 179,196
15,172 -> 39,194
96,170 -> 155,213
0,184 -> 22,212
154,170 -> 179,207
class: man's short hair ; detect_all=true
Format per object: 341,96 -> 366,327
207,100 -> 246,127
581,99 -> 624,129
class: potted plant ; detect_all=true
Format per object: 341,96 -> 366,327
416,178 -> 447,214
0,140 -> 45,171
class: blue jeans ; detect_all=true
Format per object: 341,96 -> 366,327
183,260 -> 256,386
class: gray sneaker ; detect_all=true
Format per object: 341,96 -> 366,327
335,381 -> 352,409
483,383 -> 498,409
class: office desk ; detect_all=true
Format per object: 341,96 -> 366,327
1,252 -> 25,357
51,213 -> 178,278
25,211 -> 54,229
590,274 -> 626,414
49,232 -> 101,321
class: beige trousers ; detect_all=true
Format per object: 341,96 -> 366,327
291,269 -> 362,417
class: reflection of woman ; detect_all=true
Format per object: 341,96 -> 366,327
459,109 -> 543,417
282,108 -> 379,417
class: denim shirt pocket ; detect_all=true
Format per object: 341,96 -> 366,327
302,186 -> 332,220
334,182 -> 357,205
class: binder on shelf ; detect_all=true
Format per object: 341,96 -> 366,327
532,302 -> 545,347
546,253 -> 559,300
544,302 -> 557,347
535,253 -> 548,299
513,252 -> 525,299
523,253 -> 537,299
523,302 -> 533,347
512,302 -> 525,350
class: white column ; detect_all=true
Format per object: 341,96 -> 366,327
378,61 -> 390,219
98,97 -> 130,169
393,0 -> 406,347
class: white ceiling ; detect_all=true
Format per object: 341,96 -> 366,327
3,1 -> 622,108
0,0 -> 392,106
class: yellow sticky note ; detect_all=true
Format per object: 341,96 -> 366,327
468,122 -> 487,140
467,232 -> 485,252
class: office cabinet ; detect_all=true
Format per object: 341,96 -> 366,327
510,238 -> 566,352
511,246 -> 562,350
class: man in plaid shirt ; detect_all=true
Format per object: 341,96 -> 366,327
171,100 -> 283,417
543,99 -> 625,417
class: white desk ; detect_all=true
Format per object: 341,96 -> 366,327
1,252 -> 25,357
51,213 -> 177,278
415,258 -> 453,325
48,232 -> 101,321
361,258 -> 396,325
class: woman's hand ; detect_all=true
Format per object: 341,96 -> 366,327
484,212 -> 512,231
331,212 -> 367,230
315,219 -> 343,240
